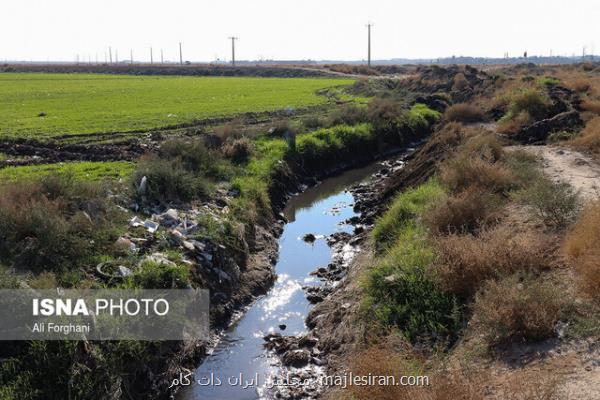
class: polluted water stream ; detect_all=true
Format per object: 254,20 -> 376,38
178,161 -> 385,400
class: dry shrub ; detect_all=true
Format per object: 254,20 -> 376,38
565,78 -> 591,93
337,346 -> 485,400
580,99 -> 600,114
334,346 -> 564,400
440,156 -> 514,194
221,137 -> 253,163
452,73 -> 470,91
564,201 -> 600,299
444,103 -> 485,123
472,275 -> 564,346
213,120 -> 243,142
513,177 -> 581,227
570,116 -> 600,152
432,224 -> 550,298
0,178 -> 110,272
496,369 -> 563,400
424,187 -> 502,235
462,134 -> 505,162
497,111 -> 532,135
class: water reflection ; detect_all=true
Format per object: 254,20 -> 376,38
178,162 -> 381,400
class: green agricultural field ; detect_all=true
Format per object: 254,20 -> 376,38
0,73 -> 353,139
0,161 -> 134,182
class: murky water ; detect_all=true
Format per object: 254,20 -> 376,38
178,162 -> 382,400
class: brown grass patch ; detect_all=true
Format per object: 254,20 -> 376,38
564,201 -> 600,300
497,111 -> 532,135
432,224 -> 550,298
565,78 -> 591,93
333,346 -> 485,400
472,275 -> 564,346
424,187 -> 502,235
444,103 -> 485,123
570,116 -> 600,152
440,156 -> 514,194
332,345 -> 564,400
580,99 -> 600,115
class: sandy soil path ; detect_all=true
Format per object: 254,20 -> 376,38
516,145 -> 600,200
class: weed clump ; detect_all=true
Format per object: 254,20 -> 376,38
132,156 -> 211,205
444,103 -> 485,123
221,137 -> 253,164
440,156 -> 513,194
372,180 -> 445,251
424,187 -> 502,235
513,177 -> 581,227
0,176 -> 118,273
327,104 -> 368,126
507,88 -> 551,121
571,117 -> 600,153
472,275 -> 564,346
564,201 -> 600,300
432,224 -> 550,298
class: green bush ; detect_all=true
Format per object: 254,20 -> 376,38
327,104 -> 368,126
537,76 -> 561,87
514,177 -> 581,227
364,224 -> 460,342
504,149 -> 541,187
407,103 -> 442,134
0,177 -> 118,273
132,157 -> 211,205
372,180 -> 445,251
507,88 -> 551,121
129,260 -> 190,289
159,138 -> 232,179
295,124 -> 375,166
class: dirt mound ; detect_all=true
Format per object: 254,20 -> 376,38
403,65 -> 494,103
0,138 -> 146,166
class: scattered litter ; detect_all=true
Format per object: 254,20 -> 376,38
143,220 -> 159,233
129,216 -> 144,227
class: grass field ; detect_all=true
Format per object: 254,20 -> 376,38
0,73 -> 352,139
0,161 -> 134,182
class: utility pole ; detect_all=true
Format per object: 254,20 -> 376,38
583,46 -> 587,61
130,49 -> 133,64
366,23 -> 373,67
179,42 -> 183,65
229,37 -> 238,66
109,46 -> 112,64
115,50 -> 118,63
161,49 -> 164,64
150,47 -> 153,64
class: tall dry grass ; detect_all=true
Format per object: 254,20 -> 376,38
472,275 -> 564,346
331,345 -> 564,400
444,103 -> 485,123
564,201 -> 600,300
570,116 -> 600,153
432,224 -> 550,298
424,187 -> 502,235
